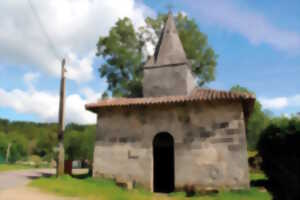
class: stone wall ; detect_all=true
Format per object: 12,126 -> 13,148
143,64 -> 195,97
93,101 -> 249,191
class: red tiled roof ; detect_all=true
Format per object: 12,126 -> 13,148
85,88 -> 255,113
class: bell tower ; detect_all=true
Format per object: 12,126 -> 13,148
143,12 -> 196,97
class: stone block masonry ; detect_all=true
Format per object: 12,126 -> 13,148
93,101 -> 249,191
87,12 -> 253,193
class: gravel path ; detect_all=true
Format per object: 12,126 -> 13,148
0,187 -> 78,200
0,169 -> 77,200
0,168 -> 55,190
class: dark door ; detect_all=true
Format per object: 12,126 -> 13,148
153,132 -> 175,193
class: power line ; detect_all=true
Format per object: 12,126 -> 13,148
27,0 -> 61,60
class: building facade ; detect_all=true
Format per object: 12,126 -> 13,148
86,13 -> 255,193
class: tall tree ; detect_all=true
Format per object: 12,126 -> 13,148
97,18 -> 144,98
96,13 -> 217,98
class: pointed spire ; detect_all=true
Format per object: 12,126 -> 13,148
145,12 -> 188,67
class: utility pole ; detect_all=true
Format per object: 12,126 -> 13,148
57,58 -> 66,176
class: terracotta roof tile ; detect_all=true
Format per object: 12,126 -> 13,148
85,88 -> 255,112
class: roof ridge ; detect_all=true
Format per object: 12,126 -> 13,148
191,87 -> 256,98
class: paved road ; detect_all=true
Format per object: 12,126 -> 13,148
0,169 -> 78,200
0,168 -> 55,190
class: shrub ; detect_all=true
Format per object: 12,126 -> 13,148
248,152 -> 262,172
7,133 -> 29,163
33,131 -> 57,162
29,155 -> 43,168
0,132 -> 8,162
258,119 -> 300,200
64,129 -> 95,161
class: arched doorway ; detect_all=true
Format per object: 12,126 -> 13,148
153,132 -> 175,193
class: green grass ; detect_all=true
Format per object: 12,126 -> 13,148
250,172 -> 267,181
0,164 -> 32,172
30,175 -> 271,200
248,151 -> 258,158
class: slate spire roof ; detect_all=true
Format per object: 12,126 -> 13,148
145,12 -> 188,68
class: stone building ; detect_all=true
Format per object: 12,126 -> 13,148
86,13 -> 255,193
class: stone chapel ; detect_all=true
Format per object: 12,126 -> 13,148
86,12 -> 255,193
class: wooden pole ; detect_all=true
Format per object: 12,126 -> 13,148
6,143 -> 11,163
57,58 -> 66,176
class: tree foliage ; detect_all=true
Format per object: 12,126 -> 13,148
64,126 -> 96,161
0,132 -> 8,163
97,13 -> 217,97
258,118 -> 300,200
34,130 -> 57,161
7,132 -> 29,163
143,13 -> 217,86
0,118 -> 96,163
97,18 -> 144,98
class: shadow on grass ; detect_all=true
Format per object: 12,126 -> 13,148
26,172 -> 53,180
251,179 -> 270,189
71,172 -> 90,179
26,169 -> 91,181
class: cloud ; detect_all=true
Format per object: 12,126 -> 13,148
184,0 -> 300,52
0,87 -> 101,124
80,87 -> 101,102
65,52 -> 94,83
0,75 -> 101,124
259,95 -> 300,110
0,0 -> 154,82
23,72 -> 40,90
260,97 -> 288,109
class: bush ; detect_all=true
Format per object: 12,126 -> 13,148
64,129 -> 95,161
33,132 -> 57,162
248,153 -> 262,172
258,119 -> 300,200
7,133 -> 29,163
29,155 -> 43,168
0,132 -> 8,162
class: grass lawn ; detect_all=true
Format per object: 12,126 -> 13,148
30,174 -> 271,200
0,164 -> 32,172
250,172 -> 267,181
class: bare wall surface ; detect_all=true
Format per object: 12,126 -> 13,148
93,101 -> 249,190
143,64 -> 196,97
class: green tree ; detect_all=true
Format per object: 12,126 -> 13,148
81,125 -> 96,161
230,85 -> 270,150
97,17 -> 144,98
96,13 -> 217,97
34,130 -> 57,161
0,118 -> 9,133
0,132 -> 8,163
143,13 -> 217,86
0,118 -> 98,163
64,131 -> 83,160
64,128 -> 95,161
257,118 -> 300,200
7,132 -> 29,163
